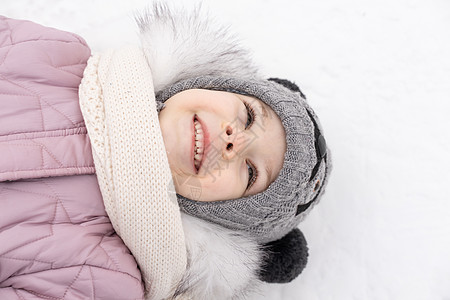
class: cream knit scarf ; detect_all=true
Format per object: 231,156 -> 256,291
79,47 -> 186,300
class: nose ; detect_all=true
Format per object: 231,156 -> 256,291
222,124 -> 248,160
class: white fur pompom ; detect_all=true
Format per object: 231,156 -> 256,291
135,3 -> 260,93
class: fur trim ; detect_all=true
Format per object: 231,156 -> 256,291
135,2 -> 260,93
174,213 -> 263,300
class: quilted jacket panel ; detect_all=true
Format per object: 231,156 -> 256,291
0,16 -> 145,299
0,15 -> 95,181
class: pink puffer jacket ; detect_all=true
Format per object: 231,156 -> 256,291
0,16 -> 145,299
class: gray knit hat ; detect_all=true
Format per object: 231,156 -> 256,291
156,76 -> 331,244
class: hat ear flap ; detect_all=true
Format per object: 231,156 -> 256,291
259,228 -> 309,283
268,78 -> 306,99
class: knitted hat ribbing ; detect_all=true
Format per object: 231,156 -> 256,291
156,76 -> 331,243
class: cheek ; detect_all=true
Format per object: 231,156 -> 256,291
197,167 -> 244,201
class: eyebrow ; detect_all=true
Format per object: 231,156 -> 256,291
258,101 -> 270,127
264,160 -> 273,189
258,101 -> 274,188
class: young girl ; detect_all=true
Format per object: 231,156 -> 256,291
0,4 -> 331,300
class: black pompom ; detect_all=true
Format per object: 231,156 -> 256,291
259,228 -> 309,283
268,78 -> 306,99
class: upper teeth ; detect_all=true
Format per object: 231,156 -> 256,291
194,120 -> 204,169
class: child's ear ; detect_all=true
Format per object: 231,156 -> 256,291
259,228 -> 309,283
268,78 -> 306,99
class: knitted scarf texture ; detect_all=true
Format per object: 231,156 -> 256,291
79,46 -> 186,300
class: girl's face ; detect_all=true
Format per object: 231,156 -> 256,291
159,89 -> 286,202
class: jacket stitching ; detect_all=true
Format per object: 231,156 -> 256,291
0,73 -> 45,131
97,235 -> 122,271
0,166 -> 95,175
0,71 -> 82,128
0,92 -> 36,97
0,46 -> 13,66
11,265 -> 144,300
0,127 -> 87,141
0,185 -> 57,256
42,181 -> 74,224
62,266 -> 84,298
29,140 -> 64,167
54,64 -> 86,76
0,231 -> 54,257
5,18 -> 13,46
5,264 -> 143,286
0,256 -> 53,266
18,289 -> 60,300
43,48 -> 84,77
39,97 -> 80,127
13,288 -> 26,300
89,266 -> 96,299
0,142 -> 63,168
0,185 -> 91,216
0,38 -> 87,50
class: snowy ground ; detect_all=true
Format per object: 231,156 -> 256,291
3,0 -> 450,299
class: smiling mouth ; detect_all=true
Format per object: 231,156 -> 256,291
193,115 -> 205,172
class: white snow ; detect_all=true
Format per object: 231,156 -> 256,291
3,0 -> 450,299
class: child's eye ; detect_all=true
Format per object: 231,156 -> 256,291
246,160 -> 258,190
243,101 -> 256,129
